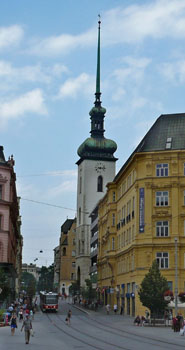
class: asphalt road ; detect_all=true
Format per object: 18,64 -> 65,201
1,300 -> 185,350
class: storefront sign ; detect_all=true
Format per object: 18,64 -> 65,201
139,188 -> 145,232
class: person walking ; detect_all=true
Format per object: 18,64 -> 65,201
21,314 -> 33,344
106,304 -> 110,315
10,313 -> 17,335
113,304 -> 118,314
66,309 -> 72,325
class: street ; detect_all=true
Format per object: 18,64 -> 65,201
1,300 -> 185,350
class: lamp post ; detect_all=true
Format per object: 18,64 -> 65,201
174,237 -> 178,316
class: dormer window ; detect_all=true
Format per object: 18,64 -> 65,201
166,137 -> 172,149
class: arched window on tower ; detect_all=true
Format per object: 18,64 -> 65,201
97,175 -> 103,192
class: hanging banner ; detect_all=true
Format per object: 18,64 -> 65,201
139,188 -> 145,232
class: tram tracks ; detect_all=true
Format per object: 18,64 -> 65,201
45,312 -> 182,350
76,314 -> 185,349
45,312 -> 133,350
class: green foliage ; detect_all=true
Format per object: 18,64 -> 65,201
138,260 -> 169,316
81,279 -> 97,301
21,272 -> 36,298
0,268 -> 11,303
37,265 -> 54,292
69,281 -> 80,296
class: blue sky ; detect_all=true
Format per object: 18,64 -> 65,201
1,0 -> 185,266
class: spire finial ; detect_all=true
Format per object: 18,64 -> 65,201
95,14 -> 101,105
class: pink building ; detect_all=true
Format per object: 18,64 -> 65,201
0,146 -> 22,302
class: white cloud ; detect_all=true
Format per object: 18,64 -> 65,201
28,0 -> 185,56
47,179 -> 77,197
0,60 -> 68,84
0,89 -> 47,126
113,56 -> 151,84
103,0 -> 185,45
0,25 -> 23,49
160,60 -> 185,83
57,73 -> 93,99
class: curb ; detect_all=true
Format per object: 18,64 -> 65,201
68,303 -> 90,316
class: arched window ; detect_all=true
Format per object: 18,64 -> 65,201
63,247 -> 66,256
97,176 -> 103,192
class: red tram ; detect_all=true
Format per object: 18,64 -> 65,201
39,291 -> 58,312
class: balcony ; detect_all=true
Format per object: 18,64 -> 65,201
91,232 -> 98,245
90,265 -> 97,274
90,248 -> 98,258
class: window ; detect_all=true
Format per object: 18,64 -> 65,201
0,215 -> 2,229
73,239 -> 76,245
63,247 -> 66,256
184,190 -> 185,205
79,176 -> 82,194
79,207 -> 81,225
184,163 -> 185,176
71,273 -> 74,280
156,164 -> 168,177
0,185 -> 2,199
156,252 -> 169,269
156,221 -> 169,237
166,137 -> 172,149
97,176 -> 103,192
113,191 -> 116,202
72,250 -> 76,257
112,237 -> 115,250
112,213 -> 115,226
156,191 -> 169,206
168,281 -> 173,291
72,262 -> 76,268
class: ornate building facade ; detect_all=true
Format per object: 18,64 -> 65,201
98,113 -> 185,316
0,146 -> 22,302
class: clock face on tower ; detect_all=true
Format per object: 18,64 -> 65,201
95,162 -> 106,173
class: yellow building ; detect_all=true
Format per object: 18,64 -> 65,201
59,218 -> 76,296
98,113 -> 185,317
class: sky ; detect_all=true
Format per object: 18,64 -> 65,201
1,0 -> 185,266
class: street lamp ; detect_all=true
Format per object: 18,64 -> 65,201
174,237 -> 178,316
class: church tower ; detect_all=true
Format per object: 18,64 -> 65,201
76,18 -> 117,287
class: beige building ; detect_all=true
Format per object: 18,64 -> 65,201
59,218 -> 76,295
22,263 -> 40,282
98,113 -> 185,317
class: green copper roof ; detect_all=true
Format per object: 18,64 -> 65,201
77,137 -> 117,160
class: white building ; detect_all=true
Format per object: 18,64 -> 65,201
75,20 -> 117,286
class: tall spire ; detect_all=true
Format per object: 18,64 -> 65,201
77,16 -> 117,163
95,15 -> 101,102
95,15 -> 101,105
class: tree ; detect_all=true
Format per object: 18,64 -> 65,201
21,272 -> 36,298
138,260 -> 169,317
69,281 -> 80,296
37,265 -> 54,292
81,279 -> 97,302
0,268 -> 11,303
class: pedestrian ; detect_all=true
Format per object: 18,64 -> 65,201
10,313 -> 18,336
106,304 -> 110,315
134,315 -> 141,326
120,305 -> 123,315
19,307 -> 23,322
113,304 -> 118,314
66,309 -> 72,325
29,309 -> 33,321
21,314 -> 33,344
